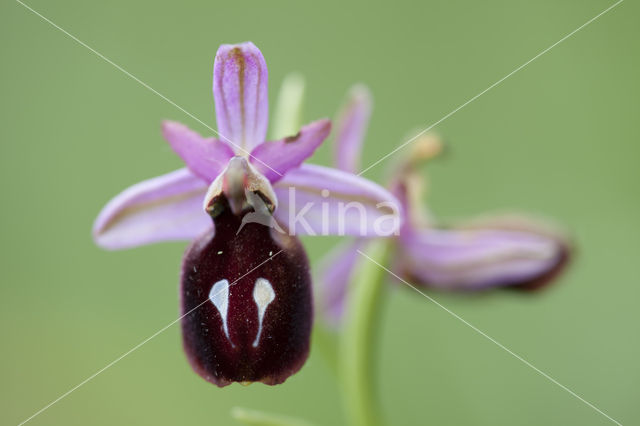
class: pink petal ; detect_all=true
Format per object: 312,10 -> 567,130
162,121 -> 235,182
333,85 -> 372,173
396,215 -> 570,291
213,42 -> 269,154
272,164 -> 402,236
250,119 -> 331,182
93,169 -> 210,250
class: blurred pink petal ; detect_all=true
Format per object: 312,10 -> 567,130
316,240 -> 364,327
396,215 -> 570,291
250,119 -> 331,182
162,120 -> 235,182
93,169 -> 210,250
213,42 -> 269,154
273,164 -> 401,236
333,85 -> 372,173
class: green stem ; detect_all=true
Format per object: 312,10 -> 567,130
338,240 -> 390,426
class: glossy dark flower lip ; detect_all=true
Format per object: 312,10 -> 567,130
180,195 -> 312,387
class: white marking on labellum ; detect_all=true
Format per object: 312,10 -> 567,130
252,278 -> 276,347
209,279 -> 234,346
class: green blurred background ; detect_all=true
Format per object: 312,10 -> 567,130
2,0 -> 638,424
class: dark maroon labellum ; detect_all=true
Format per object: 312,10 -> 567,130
180,195 -> 312,387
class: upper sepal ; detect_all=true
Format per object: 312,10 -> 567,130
213,42 -> 269,154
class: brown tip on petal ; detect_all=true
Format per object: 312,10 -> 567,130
461,213 -> 574,292
284,131 -> 302,143
509,242 -> 572,292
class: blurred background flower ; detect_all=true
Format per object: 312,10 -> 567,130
318,86 -> 571,329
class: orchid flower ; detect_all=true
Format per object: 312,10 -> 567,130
92,43 -> 401,387
319,85 -> 571,326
